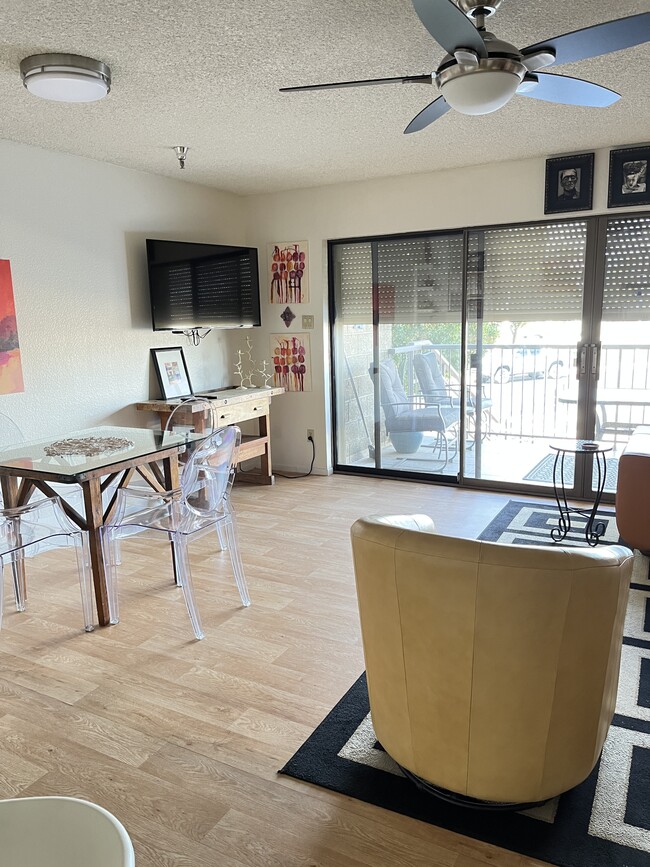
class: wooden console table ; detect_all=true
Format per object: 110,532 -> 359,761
135,387 -> 284,485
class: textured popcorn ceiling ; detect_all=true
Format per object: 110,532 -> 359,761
1,0 -> 649,195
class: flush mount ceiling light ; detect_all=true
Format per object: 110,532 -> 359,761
20,53 -> 111,102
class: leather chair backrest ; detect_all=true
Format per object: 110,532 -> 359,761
351,514 -> 633,804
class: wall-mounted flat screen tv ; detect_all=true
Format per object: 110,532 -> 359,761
147,239 -> 261,330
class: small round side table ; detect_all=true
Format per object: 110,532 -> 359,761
550,440 -> 612,546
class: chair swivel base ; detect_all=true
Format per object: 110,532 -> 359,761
398,764 -> 548,812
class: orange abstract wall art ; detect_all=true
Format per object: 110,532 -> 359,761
0,260 -> 24,395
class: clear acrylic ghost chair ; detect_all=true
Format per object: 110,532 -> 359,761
0,412 -> 24,450
102,417 -> 250,640
0,496 -> 94,633
0,796 -> 135,867
162,396 -> 226,552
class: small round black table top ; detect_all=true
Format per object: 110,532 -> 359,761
550,439 -> 612,455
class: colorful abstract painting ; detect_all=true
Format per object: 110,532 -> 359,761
0,261 -> 24,395
271,333 -> 311,392
269,242 -> 309,304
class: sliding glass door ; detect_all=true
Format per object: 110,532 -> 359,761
331,213 -> 650,499
331,232 -> 469,480
588,215 -> 650,495
463,221 -> 587,491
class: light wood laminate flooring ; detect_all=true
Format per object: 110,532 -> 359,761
0,474 -> 553,866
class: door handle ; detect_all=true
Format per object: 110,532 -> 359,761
577,343 -> 598,379
578,344 -> 588,378
591,343 -> 600,379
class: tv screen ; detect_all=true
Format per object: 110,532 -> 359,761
146,239 -> 261,330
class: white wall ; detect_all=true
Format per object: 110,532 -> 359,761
0,140 -> 246,437
243,149 -> 650,474
3,139 -> 647,475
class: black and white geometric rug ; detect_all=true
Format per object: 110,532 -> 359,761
477,498 -> 620,547
280,503 -> 650,867
523,453 -> 619,489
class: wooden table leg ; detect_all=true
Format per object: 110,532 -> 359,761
0,475 -> 27,605
258,411 -> 274,485
162,454 -> 181,585
81,478 -> 111,626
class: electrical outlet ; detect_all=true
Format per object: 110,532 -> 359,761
307,429 -> 314,440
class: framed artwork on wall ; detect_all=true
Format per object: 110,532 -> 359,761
0,260 -> 24,395
271,333 -> 311,392
268,242 -> 309,304
151,346 -> 193,399
607,145 -> 650,208
544,152 -> 594,215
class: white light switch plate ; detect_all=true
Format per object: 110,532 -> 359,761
302,315 -> 314,329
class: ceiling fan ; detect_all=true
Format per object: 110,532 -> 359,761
279,0 -> 650,134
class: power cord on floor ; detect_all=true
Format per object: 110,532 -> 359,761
274,435 -> 316,479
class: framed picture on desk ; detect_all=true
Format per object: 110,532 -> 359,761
151,346 -> 193,399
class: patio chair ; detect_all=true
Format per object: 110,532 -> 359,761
101,405 -> 250,640
373,359 -> 459,465
413,351 -> 493,439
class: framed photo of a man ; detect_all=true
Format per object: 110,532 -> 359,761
608,146 -> 650,208
544,153 -> 594,215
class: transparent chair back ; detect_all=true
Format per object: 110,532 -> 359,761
0,496 -> 94,633
103,403 -> 249,639
164,398 -> 230,543
0,412 -> 24,450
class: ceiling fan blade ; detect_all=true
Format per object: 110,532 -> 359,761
280,74 -> 432,93
404,95 -> 451,134
517,72 -> 620,107
522,12 -> 650,67
411,0 -> 487,58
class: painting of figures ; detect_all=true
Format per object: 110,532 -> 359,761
271,333 -> 311,392
269,241 -> 309,304
0,260 -> 24,395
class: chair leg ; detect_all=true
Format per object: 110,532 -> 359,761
0,556 -> 4,631
172,535 -> 205,640
10,549 -> 26,612
216,522 -> 227,551
8,517 -> 27,611
75,532 -> 95,632
100,528 -> 120,625
223,515 -> 251,607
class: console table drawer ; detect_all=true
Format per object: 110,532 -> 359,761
215,400 -> 268,427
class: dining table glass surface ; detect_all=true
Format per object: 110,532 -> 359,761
0,425 -> 206,480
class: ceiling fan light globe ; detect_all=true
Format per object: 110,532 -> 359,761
441,69 -> 520,115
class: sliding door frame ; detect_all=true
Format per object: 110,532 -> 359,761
329,211 -> 650,500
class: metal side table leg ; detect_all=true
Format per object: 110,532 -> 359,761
551,450 -> 571,543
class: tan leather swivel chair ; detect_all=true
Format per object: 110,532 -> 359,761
351,515 -> 633,807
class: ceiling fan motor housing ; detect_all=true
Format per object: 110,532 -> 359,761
435,32 -> 527,115
456,0 -> 503,19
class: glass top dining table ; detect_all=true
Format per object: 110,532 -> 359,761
0,425 -> 205,481
0,425 -> 208,627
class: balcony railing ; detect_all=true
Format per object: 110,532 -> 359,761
395,342 -> 650,444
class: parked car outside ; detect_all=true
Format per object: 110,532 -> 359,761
482,345 -> 565,383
